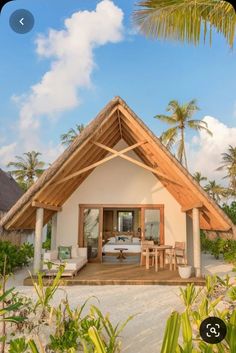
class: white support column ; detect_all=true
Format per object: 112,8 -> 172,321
51,213 -> 57,250
34,208 -> 44,274
193,207 -> 201,278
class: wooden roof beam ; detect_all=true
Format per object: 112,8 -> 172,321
32,201 -> 62,212
52,141 -> 147,186
181,202 -> 203,212
117,109 -> 123,139
94,141 -> 182,186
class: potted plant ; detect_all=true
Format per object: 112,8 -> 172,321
178,263 -> 192,279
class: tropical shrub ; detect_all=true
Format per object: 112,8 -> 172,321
222,201 -> 236,225
0,265 -> 133,353
200,232 -> 236,270
0,241 -> 33,274
200,231 -> 212,253
160,276 -> 236,353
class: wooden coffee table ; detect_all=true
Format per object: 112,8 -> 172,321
114,248 -> 128,260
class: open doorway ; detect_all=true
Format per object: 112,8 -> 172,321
79,204 -> 164,263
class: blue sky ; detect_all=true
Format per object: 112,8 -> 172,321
0,0 -> 235,181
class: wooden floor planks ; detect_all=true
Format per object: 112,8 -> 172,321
24,263 -> 206,286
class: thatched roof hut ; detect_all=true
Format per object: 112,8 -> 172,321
0,169 -> 23,214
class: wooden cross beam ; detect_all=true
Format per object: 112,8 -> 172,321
32,201 -> 62,212
93,141 -> 182,186
51,140 -> 147,186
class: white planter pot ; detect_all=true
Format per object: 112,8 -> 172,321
178,265 -> 192,279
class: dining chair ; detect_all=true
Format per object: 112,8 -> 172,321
140,241 -> 161,271
166,242 -> 186,270
140,240 -> 155,267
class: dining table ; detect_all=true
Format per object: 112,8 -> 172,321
144,244 -> 173,271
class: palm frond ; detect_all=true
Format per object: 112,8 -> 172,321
160,126 -> 178,150
133,0 -> 236,48
187,119 -> 213,135
154,114 -> 177,124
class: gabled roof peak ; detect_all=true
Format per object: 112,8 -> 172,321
0,97 -> 234,234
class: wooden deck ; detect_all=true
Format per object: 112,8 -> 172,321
24,263 -> 206,286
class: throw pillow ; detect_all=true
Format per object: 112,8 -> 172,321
58,246 -> 72,260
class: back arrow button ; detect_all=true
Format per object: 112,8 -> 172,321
9,9 -> 34,34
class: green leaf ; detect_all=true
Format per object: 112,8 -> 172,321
160,311 -> 181,353
88,326 -> 107,353
28,339 -> 40,353
181,311 -> 193,352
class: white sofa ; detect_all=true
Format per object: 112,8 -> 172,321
43,247 -> 87,275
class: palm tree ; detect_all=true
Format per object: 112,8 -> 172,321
133,0 -> 236,48
193,171 -> 207,185
60,124 -> 85,146
7,151 -> 45,191
155,99 -> 212,169
204,180 -> 227,203
217,145 -> 236,197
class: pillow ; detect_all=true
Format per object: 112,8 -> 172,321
58,246 -> 72,260
132,237 -> 141,244
107,237 -> 116,243
115,235 -> 132,244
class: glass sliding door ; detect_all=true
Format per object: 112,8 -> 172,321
142,206 -> 164,244
79,207 -> 103,262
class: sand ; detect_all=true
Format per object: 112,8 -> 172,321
7,253 -> 235,353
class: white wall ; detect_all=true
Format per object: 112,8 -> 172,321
57,140 -> 186,248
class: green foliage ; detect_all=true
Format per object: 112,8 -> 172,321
160,276 -> 236,352
42,222 -> 52,251
222,201 -> 236,225
49,317 -> 79,352
200,231 -> 212,253
49,297 -> 134,353
9,337 -> 28,353
60,124 -> 85,146
0,265 -> 133,353
42,238 -> 51,251
133,0 -> 236,48
32,263 -> 65,315
7,151 -> 45,190
153,99 -> 212,169
0,287 -> 26,324
0,241 -> 34,274
200,232 -> 236,268
160,311 -> 181,353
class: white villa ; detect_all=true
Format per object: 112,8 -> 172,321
1,97 -> 234,282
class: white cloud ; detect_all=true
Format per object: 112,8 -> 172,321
0,143 -> 17,167
18,0 -> 124,136
1,1 -> 124,169
188,116 -> 236,182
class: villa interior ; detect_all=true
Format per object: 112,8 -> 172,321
79,205 -> 164,263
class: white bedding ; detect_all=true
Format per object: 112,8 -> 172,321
103,243 -> 141,253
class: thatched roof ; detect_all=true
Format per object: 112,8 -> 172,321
0,96 -> 235,235
0,169 -> 23,213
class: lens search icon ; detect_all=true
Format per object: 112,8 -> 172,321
200,317 -> 227,344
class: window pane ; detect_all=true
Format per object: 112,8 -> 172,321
144,209 -> 160,242
83,208 -> 99,259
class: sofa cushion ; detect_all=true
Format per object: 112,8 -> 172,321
43,257 -> 87,272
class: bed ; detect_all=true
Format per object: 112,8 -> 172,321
102,235 -> 141,254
